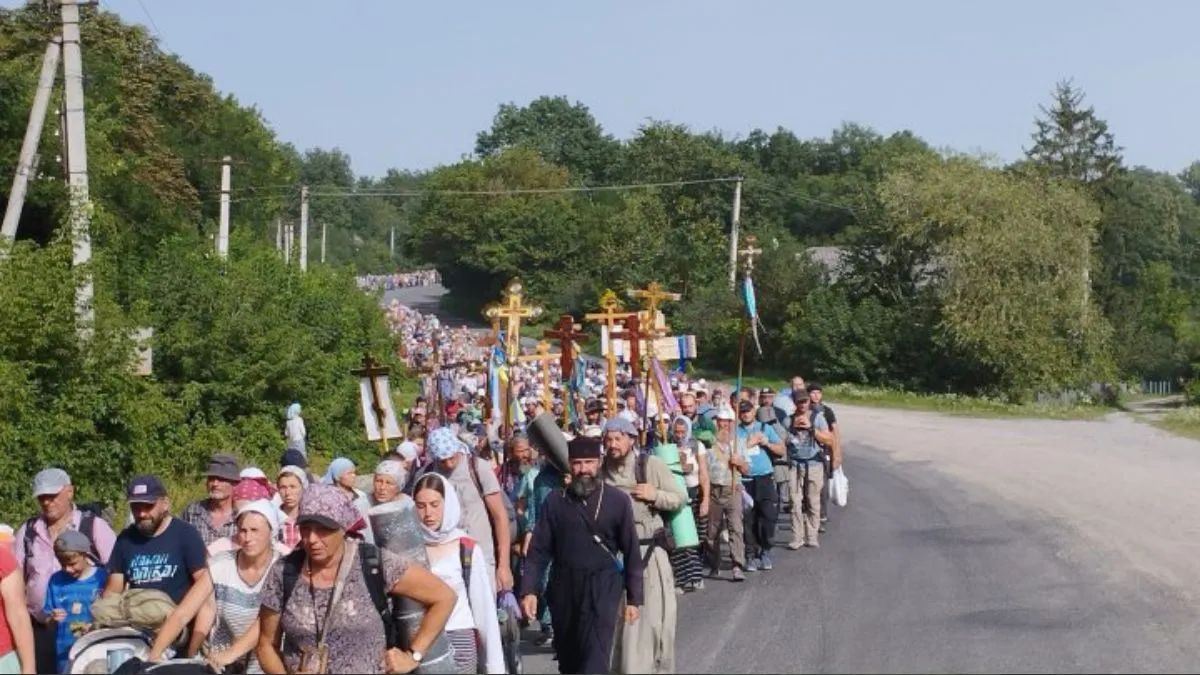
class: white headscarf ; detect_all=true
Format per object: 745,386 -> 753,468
236,499 -> 281,534
415,473 -> 465,546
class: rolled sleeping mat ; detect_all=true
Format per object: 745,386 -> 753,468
367,499 -> 457,674
649,443 -> 701,549
527,412 -> 569,473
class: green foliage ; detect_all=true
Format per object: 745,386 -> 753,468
878,156 -> 1113,399
0,5 -> 404,524
475,96 -> 620,182
1025,79 -> 1123,185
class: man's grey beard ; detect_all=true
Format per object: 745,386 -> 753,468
569,475 -> 599,499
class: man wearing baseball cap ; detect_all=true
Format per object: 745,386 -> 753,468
180,453 -> 242,547
102,475 -> 208,607
14,468 -> 116,673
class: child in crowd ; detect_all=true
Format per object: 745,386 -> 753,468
44,530 -> 107,673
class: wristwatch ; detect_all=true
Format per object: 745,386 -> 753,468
411,650 -> 424,664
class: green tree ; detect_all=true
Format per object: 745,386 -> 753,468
1025,79 -> 1123,185
879,155 -> 1112,398
475,96 -> 620,182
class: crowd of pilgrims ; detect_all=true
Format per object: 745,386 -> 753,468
356,269 -> 442,292
0,371 -> 842,675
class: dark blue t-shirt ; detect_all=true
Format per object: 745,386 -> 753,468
107,517 -> 207,603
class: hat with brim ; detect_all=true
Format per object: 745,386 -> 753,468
205,453 -> 241,483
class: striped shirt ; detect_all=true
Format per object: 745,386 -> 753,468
208,550 -> 279,674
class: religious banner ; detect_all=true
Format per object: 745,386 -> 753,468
359,375 -> 403,441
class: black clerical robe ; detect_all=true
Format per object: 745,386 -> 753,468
520,483 -> 643,674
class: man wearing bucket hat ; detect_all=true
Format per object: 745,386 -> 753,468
180,453 -> 242,547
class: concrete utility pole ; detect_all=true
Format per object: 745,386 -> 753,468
61,0 -> 94,334
727,177 -> 743,290
275,217 -> 282,254
2,38 -> 61,244
299,185 -> 309,271
389,223 -> 395,259
284,220 -> 293,264
216,155 -> 231,259
320,221 -> 326,264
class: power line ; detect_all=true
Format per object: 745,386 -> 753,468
198,176 -> 745,205
308,176 -> 743,198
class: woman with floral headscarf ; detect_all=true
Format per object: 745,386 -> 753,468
413,473 -> 504,674
257,485 -> 455,674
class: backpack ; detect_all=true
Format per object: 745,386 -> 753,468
280,542 -> 397,648
466,456 -> 517,551
23,502 -> 107,579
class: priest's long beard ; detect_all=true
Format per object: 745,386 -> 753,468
569,475 -> 599,499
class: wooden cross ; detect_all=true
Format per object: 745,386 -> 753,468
543,314 -> 590,426
586,290 -> 636,417
627,282 -> 683,443
484,279 -> 543,437
517,340 -> 560,413
543,314 -> 589,381
350,352 -> 393,453
739,234 -> 763,277
627,282 -> 681,339
485,279 -> 544,359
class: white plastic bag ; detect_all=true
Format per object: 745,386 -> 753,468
830,467 -> 849,507
741,488 -> 755,511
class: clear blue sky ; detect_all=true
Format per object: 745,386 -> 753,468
8,0 -> 1198,178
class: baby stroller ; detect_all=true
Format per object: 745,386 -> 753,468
68,628 -> 211,674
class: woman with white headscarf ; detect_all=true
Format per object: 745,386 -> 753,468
148,500 -> 282,672
413,473 -> 504,674
284,402 -> 306,456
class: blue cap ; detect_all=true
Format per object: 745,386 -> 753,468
126,475 -> 167,504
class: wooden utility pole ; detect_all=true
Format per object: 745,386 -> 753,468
299,185 -> 309,271
2,38 -> 61,244
727,177 -> 743,290
61,0 -> 94,335
216,155 -> 231,259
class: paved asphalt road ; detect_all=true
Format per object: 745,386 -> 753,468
519,440 -> 1200,673
380,284 -> 1200,672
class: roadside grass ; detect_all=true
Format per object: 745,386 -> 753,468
1155,407 -> 1200,440
698,371 -> 1112,420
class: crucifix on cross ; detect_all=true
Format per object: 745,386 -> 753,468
543,314 -> 589,426
484,279 -> 543,437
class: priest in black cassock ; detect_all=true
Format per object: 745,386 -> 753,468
520,436 -> 645,674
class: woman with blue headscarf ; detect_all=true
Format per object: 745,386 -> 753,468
284,402 -> 307,456
322,457 -> 374,544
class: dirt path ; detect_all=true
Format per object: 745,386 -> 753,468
839,404 -> 1200,600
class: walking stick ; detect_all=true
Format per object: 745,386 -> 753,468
735,318 -> 748,399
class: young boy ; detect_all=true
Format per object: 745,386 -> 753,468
44,530 -> 107,673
